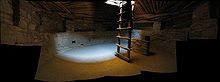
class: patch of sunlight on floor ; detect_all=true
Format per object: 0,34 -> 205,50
56,43 -> 127,63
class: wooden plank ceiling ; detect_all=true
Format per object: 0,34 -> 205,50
134,0 -> 204,22
29,0 -> 205,22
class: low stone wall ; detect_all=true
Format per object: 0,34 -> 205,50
55,31 -> 117,52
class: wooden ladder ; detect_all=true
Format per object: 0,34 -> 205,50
115,1 -> 133,62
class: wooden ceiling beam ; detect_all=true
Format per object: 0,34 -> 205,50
143,0 -> 152,14
135,9 -> 191,21
138,0 -> 150,14
164,1 -> 178,12
55,2 -> 72,14
34,1 -> 48,11
183,1 -> 197,9
50,2 -> 70,15
134,20 -> 156,23
134,4 -> 143,15
41,2 -> 51,11
156,1 -> 161,11
167,1 -> 185,13
151,0 -> 156,14
38,2 -> 66,18
155,0 -> 159,12
160,0 -> 164,9
144,0 -> 153,14
156,0 -> 169,14
28,1 -> 43,11
62,2 -> 73,7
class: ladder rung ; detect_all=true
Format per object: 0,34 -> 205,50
116,44 -> 130,50
117,11 -> 126,15
117,27 -> 132,30
116,36 -> 130,40
115,52 -> 131,62
117,20 -> 130,23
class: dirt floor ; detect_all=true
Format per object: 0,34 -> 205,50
35,41 -> 177,81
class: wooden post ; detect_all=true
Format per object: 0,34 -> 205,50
145,36 -> 150,55
127,0 -> 132,59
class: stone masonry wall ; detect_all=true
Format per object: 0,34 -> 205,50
55,31 -> 117,52
0,0 -> 63,46
65,1 -> 118,32
189,2 -> 218,39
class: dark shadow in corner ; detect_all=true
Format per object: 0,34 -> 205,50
0,44 -> 41,81
75,71 -> 177,82
176,39 -> 219,81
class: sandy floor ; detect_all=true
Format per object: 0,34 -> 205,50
35,43 -> 177,81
